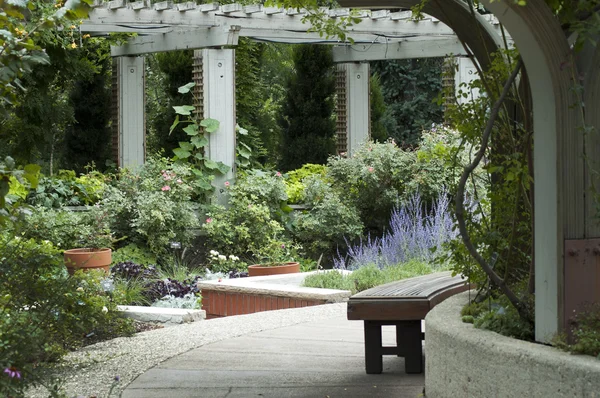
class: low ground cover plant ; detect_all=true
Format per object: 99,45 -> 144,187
302,260 -> 435,295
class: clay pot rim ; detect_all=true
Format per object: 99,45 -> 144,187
64,248 -> 112,254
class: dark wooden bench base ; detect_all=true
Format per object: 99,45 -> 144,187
347,271 -> 469,375
364,320 -> 423,374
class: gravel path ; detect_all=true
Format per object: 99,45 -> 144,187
28,303 -> 347,398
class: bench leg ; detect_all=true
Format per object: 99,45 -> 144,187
364,321 -> 383,374
397,320 -> 423,374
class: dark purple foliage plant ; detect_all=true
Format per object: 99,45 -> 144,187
334,192 -> 456,270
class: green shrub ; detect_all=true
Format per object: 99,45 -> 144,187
202,198 -> 285,261
326,140 -> 417,232
283,163 -> 327,204
202,170 -> 292,262
293,176 -> 363,259
228,169 -> 289,221
26,169 -> 106,208
461,295 -> 534,341
569,303 -> 600,357
102,156 -> 200,257
112,243 -> 158,266
0,234 -> 134,396
553,303 -> 600,358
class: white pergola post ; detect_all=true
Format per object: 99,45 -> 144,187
346,63 -> 370,155
114,56 -> 145,168
201,48 -> 236,205
454,56 -> 481,104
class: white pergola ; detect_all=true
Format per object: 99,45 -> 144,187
84,1 -> 506,180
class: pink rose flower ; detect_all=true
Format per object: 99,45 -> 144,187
177,179 -> 183,184
161,185 -> 171,191
276,171 -> 282,177
206,218 -> 213,223
368,167 -> 374,173
224,181 -> 230,187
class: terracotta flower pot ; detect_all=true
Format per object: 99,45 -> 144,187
247,262 -> 301,277
64,248 -> 112,275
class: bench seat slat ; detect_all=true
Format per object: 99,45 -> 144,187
347,271 -> 469,321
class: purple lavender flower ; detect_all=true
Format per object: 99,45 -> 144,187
335,191 -> 456,270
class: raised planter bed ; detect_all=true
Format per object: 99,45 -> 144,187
424,291 -> 600,397
197,271 -> 351,318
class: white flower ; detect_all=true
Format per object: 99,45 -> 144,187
209,250 -> 218,256
76,287 -> 84,292
228,255 -> 239,261
102,306 -> 108,313
218,255 -> 227,261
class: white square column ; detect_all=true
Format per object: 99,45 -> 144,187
340,63 -> 370,155
114,56 -> 145,168
202,49 -> 236,205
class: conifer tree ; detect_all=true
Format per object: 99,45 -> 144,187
278,45 -> 336,171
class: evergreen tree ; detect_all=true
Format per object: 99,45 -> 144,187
370,73 -> 388,143
371,58 -> 443,147
278,45 -> 336,171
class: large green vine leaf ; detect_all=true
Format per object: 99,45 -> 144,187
173,148 -> 191,159
183,124 -> 199,136
191,135 -> 208,149
178,82 -> 195,94
200,118 -> 219,133
173,105 -> 195,116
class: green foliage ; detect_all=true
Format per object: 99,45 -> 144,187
326,140 -> 416,232
370,73 -> 389,142
0,156 -> 40,224
101,156 -> 200,257
229,169 -> 289,219
2,23 -> 115,176
113,278 -> 152,306
0,233 -> 133,396
462,295 -> 534,341
111,243 -> 157,266
279,44 -> 336,171
569,304 -> 600,358
202,198 -> 285,261
152,293 -> 202,310
554,303 -> 600,358
283,163 -> 327,204
0,0 -> 92,109
26,169 -> 106,208
440,49 -> 533,290
302,260 -> 434,295
146,50 -> 194,154
170,85 -> 232,202
293,175 -> 363,258
371,58 -> 444,146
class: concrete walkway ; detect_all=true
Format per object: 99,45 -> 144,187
122,310 -> 424,398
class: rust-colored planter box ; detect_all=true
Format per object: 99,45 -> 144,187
197,272 -> 351,319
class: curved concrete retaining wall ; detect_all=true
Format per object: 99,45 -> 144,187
425,292 -> 600,398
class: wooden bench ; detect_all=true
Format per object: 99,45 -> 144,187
347,271 -> 469,374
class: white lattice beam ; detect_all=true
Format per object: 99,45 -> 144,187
332,38 -> 467,62
110,27 -> 240,56
84,6 -> 459,37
